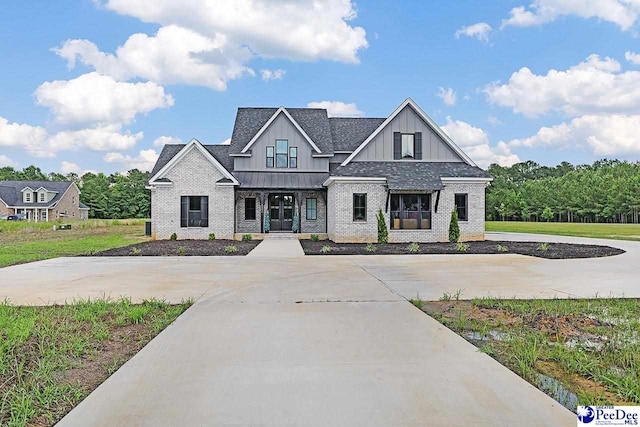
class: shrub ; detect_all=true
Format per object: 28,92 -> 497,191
366,243 -> 377,253
224,245 -> 238,254
242,234 -> 253,242
208,233 -> 216,240
176,246 -> 186,254
537,242 -> 549,252
448,209 -> 460,243
292,212 -> 299,233
455,242 -> 469,252
497,244 -> 508,253
542,206 -> 554,222
130,247 -> 142,256
320,245 -> 332,253
407,242 -> 420,253
377,209 -> 388,244
263,212 -> 271,233
169,233 -> 177,241
310,234 -> 320,242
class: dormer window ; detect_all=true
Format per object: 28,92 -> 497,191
39,192 -> 45,202
402,134 -> 415,159
25,192 -> 31,203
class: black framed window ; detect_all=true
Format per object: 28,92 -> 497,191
180,196 -> 209,227
266,146 -> 274,168
390,194 -> 431,230
306,198 -> 317,220
401,134 -> 415,158
455,193 -> 468,221
276,139 -> 288,168
245,197 -> 256,221
289,147 -> 297,168
353,193 -> 367,221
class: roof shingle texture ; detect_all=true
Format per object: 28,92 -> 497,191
0,181 -> 73,207
329,117 -> 385,152
151,143 -> 232,177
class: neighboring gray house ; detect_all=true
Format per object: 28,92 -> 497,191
147,99 -> 492,242
0,181 -> 89,221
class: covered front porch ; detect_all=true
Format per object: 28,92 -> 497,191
12,207 -> 52,222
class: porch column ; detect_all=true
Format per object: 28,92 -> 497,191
296,191 -> 302,233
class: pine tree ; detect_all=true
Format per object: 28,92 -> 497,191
449,209 -> 460,243
377,209 -> 388,243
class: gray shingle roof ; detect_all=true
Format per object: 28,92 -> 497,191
329,117 -> 386,152
229,108 -> 333,155
330,162 -> 490,191
151,143 -> 233,178
233,171 -> 328,189
0,181 -> 73,207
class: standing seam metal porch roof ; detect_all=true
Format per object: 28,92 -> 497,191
232,172 -> 329,189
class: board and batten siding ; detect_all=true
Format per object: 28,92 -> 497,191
352,106 -> 463,162
233,112 -> 329,172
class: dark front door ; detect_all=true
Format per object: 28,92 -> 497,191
269,194 -> 293,231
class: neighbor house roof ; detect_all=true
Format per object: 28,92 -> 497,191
151,143 -> 233,177
329,162 -> 491,191
233,171 -> 329,189
0,181 -> 73,207
229,108 -> 334,155
329,117 -> 386,152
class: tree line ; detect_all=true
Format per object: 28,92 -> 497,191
0,166 -> 151,219
487,159 -> 640,223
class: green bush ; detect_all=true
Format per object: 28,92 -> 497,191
377,209 -> 388,244
497,244 -> 508,253
169,233 -> 177,241
310,234 -> 320,242
455,242 -> 469,252
449,209 -> 460,243
537,242 -> 549,252
366,243 -> 377,253
176,246 -> 186,254
242,234 -> 253,242
263,212 -> 271,233
208,233 -> 216,240
130,247 -> 142,256
320,245 -> 332,253
407,242 -> 420,253
224,245 -> 238,254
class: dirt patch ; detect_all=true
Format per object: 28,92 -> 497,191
300,240 -> 624,259
92,239 -> 259,256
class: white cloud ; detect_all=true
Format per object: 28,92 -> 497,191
101,0 -> 368,64
260,69 -> 286,81
59,161 -> 96,176
507,114 -> 640,156
484,54 -> 640,117
0,117 -> 50,158
455,22 -> 492,43
441,117 -> 520,168
219,138 -> 231,145
55,26 -> 254,91
48,126 -> 143,152
0,155 -> 17,167
35,72 -> 174,126
103,149 -> 160,171
437,87 -> 457,106
500,0 -> 640,30
487,116 -> 503,126
307,101 -> 364,117
153,136 -> 183,147
625,51 -> 640,65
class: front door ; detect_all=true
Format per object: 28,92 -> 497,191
269,194 -> 293,231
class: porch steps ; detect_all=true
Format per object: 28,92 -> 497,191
263,233 -> 298,240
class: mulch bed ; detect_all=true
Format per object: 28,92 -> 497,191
93,239 -> 260,257
300,240 -> 624,259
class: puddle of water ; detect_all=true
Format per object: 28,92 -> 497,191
537,373 -> 579,412
465,330 -> 508,341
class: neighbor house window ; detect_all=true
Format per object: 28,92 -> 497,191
39,192 -> 45,202
455,193 -> 468,221
245,197 -> 256,221
353,193 -> 367,221
276,139 -> 288,168
306,198 -> 317,220
390,194 -> 431,230
402,134 -> 415,158
266,146 -> 274,168
289,147 -> 297,168
25,193 -> 31,202
180,196 -> 209,227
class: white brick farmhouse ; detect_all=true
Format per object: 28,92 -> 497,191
147,99 -> 492,242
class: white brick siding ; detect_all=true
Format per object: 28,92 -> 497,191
151,147 -> 235,239
236,192 -> 261,233
301,191 -> 326,233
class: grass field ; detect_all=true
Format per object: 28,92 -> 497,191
486,221 -> 640,241
0,298 -> 191,427
0,219 -> 149,268
417,297 -> 640,412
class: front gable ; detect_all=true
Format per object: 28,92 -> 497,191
240,108 -> 321,154
342,99 -> 475,166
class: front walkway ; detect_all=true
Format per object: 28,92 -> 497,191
246,234 -> 305,258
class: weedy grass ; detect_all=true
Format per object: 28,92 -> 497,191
421,297 -> 640,412
0,297 -> 191,427
486,221 -> 640,242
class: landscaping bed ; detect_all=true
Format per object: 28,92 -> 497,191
93,239 -> 259,257
414,298 -> 640,412
0,298 -> 191,426
300,240 -> 624,259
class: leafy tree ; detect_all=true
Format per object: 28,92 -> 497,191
542,207 -> 554,222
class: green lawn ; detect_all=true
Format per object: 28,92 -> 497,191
0,219 -> 149,268
419,298 -> 640,412
486,221 -> 640,241
0,298 -> 192,427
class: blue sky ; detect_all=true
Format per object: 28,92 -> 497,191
1,0 -> 640,174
